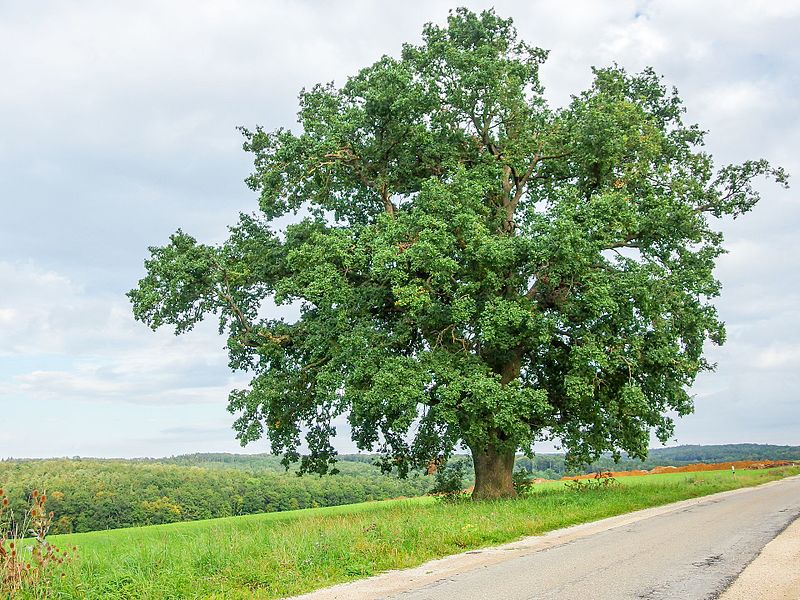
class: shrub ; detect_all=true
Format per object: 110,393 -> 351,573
512,466 -> 534,495
564,472 -> 620,493
430,461 -> 468,501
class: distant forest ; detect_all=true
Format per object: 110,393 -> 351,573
513,443 -> 800,480
1,444 -> 797,535
0,457 -> 430,535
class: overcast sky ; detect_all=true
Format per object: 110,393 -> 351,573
1,0 -> 797,459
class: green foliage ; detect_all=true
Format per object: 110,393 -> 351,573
28,467 -> 799,599
512,465 -> 534,491
513,443 -> 800,478
129,8 -> 788,484
0,457 -> 430,535
430,461 -> 468,500
640,444 -> 800,464
564,472 -> 620,493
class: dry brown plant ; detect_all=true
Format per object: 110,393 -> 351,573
0,487 -> 77,598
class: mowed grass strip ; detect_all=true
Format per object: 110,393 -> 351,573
35,467 -> 799,599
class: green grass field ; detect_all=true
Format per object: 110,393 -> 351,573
18,467 -> 800,599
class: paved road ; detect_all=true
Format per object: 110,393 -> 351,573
392,476 -> 800,600
720,515 -> 800,599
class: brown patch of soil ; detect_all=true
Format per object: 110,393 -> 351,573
561,460 -> 796,481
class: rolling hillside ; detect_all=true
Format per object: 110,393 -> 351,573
18,465 -> 800,600
2,444 -> 796,536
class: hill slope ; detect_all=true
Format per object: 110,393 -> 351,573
3,444 -> 796,535
24,466 -> 799,600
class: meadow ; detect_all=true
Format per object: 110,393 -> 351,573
20,466 -> 798,600
0,457 -> 431,534
5,445 -> 797,536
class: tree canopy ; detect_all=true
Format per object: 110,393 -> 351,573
129,8 -> 788,498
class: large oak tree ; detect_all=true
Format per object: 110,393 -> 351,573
129,9 -> 787,499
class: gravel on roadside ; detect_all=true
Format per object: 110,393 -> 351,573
719,516 -> 800,600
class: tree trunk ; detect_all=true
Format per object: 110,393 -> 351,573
470,444 -> 516,500
468,354 -> 521,500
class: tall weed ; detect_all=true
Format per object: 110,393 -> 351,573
0,488 -> 77,598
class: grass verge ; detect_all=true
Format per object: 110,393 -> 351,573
28,466 -> 800,599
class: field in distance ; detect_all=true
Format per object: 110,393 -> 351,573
3,443 -> 799,536
31,466 -> 800,600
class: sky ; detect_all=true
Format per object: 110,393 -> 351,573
0,0 -> 798,459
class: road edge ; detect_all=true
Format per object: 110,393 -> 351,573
288,474 -> 800,600
716,513 -> 800,599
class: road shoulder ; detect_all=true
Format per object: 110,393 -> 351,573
289,476 -> 799,600
718,515 -> 800,600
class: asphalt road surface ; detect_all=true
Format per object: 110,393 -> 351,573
392,476 -> 800,600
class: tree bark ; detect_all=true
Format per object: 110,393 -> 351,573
499,353 -> 521,385
467,353 -> 522,500
470,444 -> 516,500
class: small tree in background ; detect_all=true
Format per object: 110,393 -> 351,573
129,8 -> 787,499
431,461 -> 469,501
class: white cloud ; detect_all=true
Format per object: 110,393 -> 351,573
699,82 -> 778,118
754,346 -> 800,370
1,0 -> 798,455
0,260 -> 242,406
598,16 -> 669,63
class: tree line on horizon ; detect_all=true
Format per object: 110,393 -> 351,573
1,444 -> 796,535
0,458 -> 430,535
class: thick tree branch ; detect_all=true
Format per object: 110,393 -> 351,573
505,151 -> 572,230
381,183 -> 396,216
309,146 -> 399,216
604,233 -> 642,250
212,260 -> 290,347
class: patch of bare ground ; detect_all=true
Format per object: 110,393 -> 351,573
562,460 -> 798,481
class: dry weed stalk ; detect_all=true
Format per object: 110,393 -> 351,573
0,487 -> 77,597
